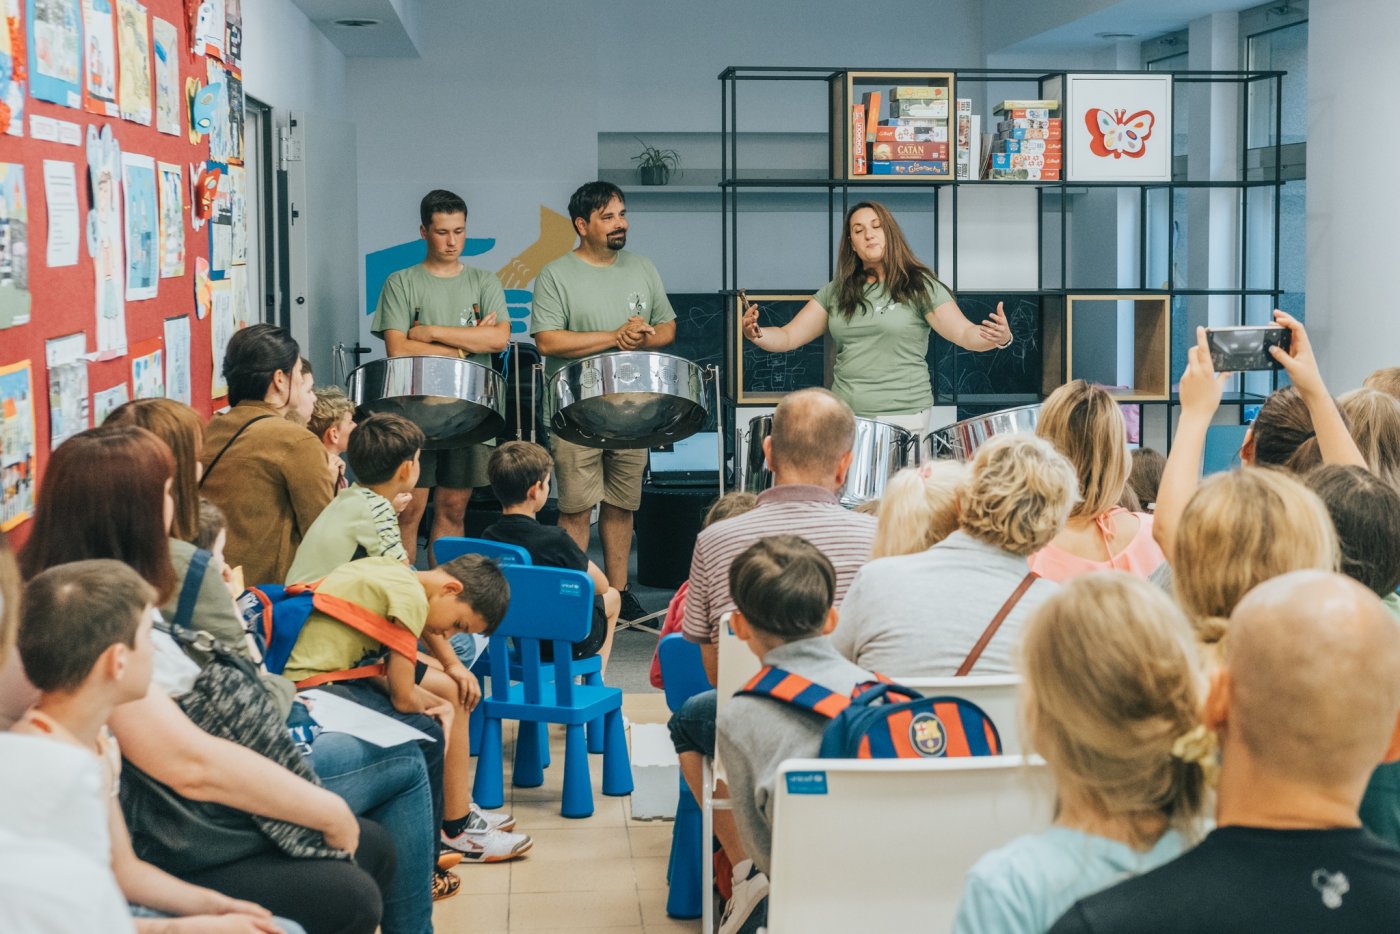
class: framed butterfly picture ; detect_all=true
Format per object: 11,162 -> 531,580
1064,74 -> 1173,183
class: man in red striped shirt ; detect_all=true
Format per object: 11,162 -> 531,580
670,387 -> 876,934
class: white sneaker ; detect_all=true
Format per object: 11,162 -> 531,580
440,826 -> 534,863
718,859 -> 769,934
468,802 -> 516,832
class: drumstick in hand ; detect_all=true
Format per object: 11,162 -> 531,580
739,289 -> 763,341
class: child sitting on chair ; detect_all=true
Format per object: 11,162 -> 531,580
715,535 -> 875,931
308,387 -> 357,490
953,573 -> 1209,934
280,553 -> 533,864
286,413 -> 423,585
481,441 -> 621,671
13,559 -> 289,930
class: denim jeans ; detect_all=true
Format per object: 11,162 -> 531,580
309,733 -> 434,934
668,688 -> 717,758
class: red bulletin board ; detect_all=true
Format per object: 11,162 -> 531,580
1,0 -> 231,545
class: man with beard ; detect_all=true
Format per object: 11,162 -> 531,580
531,182 -> 676,620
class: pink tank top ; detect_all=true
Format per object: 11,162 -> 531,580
1028,509 -> 1166,583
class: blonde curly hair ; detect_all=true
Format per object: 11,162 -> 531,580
959,433 -> 1079,557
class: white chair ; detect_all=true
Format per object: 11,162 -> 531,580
898,674 -> 1023,754
766,755 -> 1051,934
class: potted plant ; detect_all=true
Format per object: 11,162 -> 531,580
632,137 -> 682,186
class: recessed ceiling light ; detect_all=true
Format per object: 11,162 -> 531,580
1095,31 -> 1137,39
332,18 -> 380,28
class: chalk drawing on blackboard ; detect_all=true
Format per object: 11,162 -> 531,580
735,294 -> 827,404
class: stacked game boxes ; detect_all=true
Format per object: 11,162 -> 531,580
851,86 -> 951,176
989,100 -> 1062,180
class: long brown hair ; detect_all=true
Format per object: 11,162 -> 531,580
832,201 -> 951,320
105,398 -> 205,542
20,425 -> 178,603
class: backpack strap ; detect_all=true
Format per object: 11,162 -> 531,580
200,414 -> 275,488
283,581 -> 420,689
956,571 -> 1039,676
736,666 -> 853,719
173,548 -> 212,632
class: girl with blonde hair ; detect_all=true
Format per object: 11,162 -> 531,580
1338,387 -> 1400,490
954,573 -> 1211,934
1029,380 -> 1166,581
870,460 -> 968,558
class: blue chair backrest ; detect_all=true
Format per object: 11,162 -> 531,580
434,536 -> 531,566
487,565 -> 595,706
658,633 -> 709,714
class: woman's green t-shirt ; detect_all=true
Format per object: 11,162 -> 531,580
814,277 -> 953,417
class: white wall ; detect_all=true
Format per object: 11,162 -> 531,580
1307,0 -> 1399,390
241,0 -> 349,117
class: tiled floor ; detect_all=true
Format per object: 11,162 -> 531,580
433,693 -> 703,933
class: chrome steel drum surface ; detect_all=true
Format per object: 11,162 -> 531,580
347,356 -> 505,450
743,414 -> 919,508
547,351 -> 708,450
923,403 -> 1041,461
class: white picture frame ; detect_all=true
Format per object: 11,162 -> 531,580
1065,73 -> 1173,183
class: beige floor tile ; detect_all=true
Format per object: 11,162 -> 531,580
511,855 -> 638,893
517,825 -> 634,862
432,890 -> 510,932
519,929 -> 644,934
623,693 -> 671,724
638,889 -> 703,931
451,860 -> 512,894
513,791 -> 628,828
631,855 -> 672,891
509,891 -> 643,929
627,824 -> 674,859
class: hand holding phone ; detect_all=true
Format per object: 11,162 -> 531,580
1204,325 -> 1291,372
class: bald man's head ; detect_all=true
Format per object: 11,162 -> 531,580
768,388 -> 856,480
1224,570 -> 1400,788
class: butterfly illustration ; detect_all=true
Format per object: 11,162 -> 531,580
1086,108 -> 1155,159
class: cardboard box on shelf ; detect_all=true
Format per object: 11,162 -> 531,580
993,99 -> 1059,115
852,103 -> 867,175
874,124 -> 945,142
892,99 -> 949,119
871,140 -> 949,161
890,85 -> 948,100
869,160 -> 949,175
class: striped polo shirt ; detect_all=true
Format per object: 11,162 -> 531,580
681,485 -> 878,644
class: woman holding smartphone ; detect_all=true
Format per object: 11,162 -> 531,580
741,201 -> 1013,436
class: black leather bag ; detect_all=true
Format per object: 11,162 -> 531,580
119,621 -> 348,873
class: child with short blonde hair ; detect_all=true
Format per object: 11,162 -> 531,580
954,573 -> 1210,934
309,387 -> 357,489
870,461 -> 967,558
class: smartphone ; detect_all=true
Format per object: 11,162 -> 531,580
1205,325 -> 1291,372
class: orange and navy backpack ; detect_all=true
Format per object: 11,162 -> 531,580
735,666 -> 1003,759
237,580 -> 418,689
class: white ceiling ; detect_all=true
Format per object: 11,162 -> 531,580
288,0 -> 422,57
990,0 -> 1273,56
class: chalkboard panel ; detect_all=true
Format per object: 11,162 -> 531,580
930,294 -> 1045,406
734,294 -> 828,403
665,292 -> 728,432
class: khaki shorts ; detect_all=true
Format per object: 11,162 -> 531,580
415,443 -> 491,490
551,436 -> 647,513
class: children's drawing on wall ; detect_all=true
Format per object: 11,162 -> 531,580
0,163 -> 31,330
131,339 -> 163,399
157,161 -> 184,277
205,59 -> 232,162
44,332 -> 88,447
29,0 -> 83,108
122,152 -> 157,300
225,71 -> 243,164
0,0 -> 26,135
87,124 -> 126,356
228,264 -> 248,328
208,161 -> 232,275
191,0 -> 224,60
152,16 -> 180,135
115,0 -> 151,125
193,255 -> 210,319
223,0 -> 240,67
92,379 -> 127,423
163,314 -> 190,404
81,0 -> 118,116
228,164 -> 246,265
0,359 -> 36,532
208,277 -> 234,396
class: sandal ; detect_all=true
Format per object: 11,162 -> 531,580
432,867 -> 461,901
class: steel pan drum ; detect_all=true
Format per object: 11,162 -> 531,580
347,356 -> 505,450
743,414 -> 919,508
547,351 -> 708,450
923,403 -> 1041,461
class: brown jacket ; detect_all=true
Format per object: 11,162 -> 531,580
200,402 -> 334,586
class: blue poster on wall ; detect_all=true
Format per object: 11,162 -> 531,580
28,0 -> 84,108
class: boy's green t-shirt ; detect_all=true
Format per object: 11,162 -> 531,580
285,486 -> 407,585
370,262 -> 509,370
529,250 -> 676,377
814,278 -> 953,418
281,557 -> 428,683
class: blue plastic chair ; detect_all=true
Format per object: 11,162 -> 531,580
433,537 -> 532,757
473,565 -> 633,818
658,632 -> 709,920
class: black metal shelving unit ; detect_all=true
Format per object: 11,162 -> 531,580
719,65 -> 1288,445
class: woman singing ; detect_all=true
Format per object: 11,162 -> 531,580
742,201 -> 1012,435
